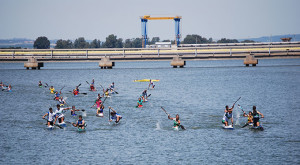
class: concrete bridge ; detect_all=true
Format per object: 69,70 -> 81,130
0,42 -> 300,69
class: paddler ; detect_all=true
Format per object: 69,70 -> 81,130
70,105 -> 80,116
7,84 -> 12,92
109,82 -> 115,90
49,86 -> 55,94
141,89 -> 148,102
73,89 -> 79,96
38,81 -> 43,88
42,108 -> 56,127
148,79 -> 155,89
103,88 -> 110,97
91,98 -> 102,110
97,104 -> 105,116
90,79 -> 96,91
54,104 -> 71,124
75,86 -> 80,93
168,114 -> 181,130
109,106 -> 122,123
137,98 -> 143,107
243,111 -> 253,124
54,91 -> 61,100
97,93 -> 102,100
252,106 -> 264,127
58,96 -> 66,106
222,105 -> 234,126
72,115 -> 85,129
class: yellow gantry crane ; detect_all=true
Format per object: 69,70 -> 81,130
140,15 -> 182,48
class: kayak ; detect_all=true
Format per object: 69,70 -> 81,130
173,126 -> 179,131
136,105 -> 143,108
57,122 -> 67,127
250,125 -> 264,131
222,125 -> 234,130
134,79 -> 160,82
96,113 -> 104,117
77,128 -> 86,132
47,125 -> 54,130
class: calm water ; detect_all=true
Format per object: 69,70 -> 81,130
0,59 -> 299,164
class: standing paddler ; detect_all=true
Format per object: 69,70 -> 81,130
42,108 -> 56,127
54,104 -> 71,124
222,105 -> 234,126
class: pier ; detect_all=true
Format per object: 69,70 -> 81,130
0,42 -> 300,69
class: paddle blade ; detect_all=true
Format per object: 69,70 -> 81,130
242,123 -> 249,128
180,125 -> 186,130
55,124 -> 63,129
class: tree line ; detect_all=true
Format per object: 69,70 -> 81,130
33,35 -> 255,49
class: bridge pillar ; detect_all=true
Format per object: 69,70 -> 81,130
24,57 -> 44,70
99,57 -> 115,69
171,56 -> 186,68
244,53 -> 258,67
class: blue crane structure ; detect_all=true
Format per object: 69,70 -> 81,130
140,15 -> 182,48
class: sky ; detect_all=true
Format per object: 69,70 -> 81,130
0,0 -> 299,41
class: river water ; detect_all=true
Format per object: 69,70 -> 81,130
0,59 -> 299,164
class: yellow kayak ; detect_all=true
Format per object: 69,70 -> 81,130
134,79 -> 160,82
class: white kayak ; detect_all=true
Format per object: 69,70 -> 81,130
47,125 -> 54,130
57,122 -> 67,127
173,126 -> 179,131
96,113 -> 104,117
223,125 -> 234,130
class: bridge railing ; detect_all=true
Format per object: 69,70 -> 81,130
0,44 -> 299,59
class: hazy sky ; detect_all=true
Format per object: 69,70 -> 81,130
0,0 -> 299,41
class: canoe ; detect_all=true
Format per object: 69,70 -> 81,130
134,79 -> 160,82
222,125 -> 234,130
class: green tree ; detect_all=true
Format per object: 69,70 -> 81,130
74,37 -> 89,48
90,39 -> 101,48
124,39 -> 133,48
55,39 -> 73,49
103,34 -> 123,48
182,34 -> 209,44
149,37 -> 160,44
132,38 -> 142,48
217,38 -> 239,43
241,40 -> 255,43
33,36 -> 50,49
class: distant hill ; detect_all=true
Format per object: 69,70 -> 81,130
238,34 -> 300,42
1,34 -> 299,48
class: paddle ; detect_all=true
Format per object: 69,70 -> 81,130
238,104 -> 252,128
99,83 -> 104,90
43,118 -> 63,129
161,107 -> 186,130
237,104 -> 245,113
44,83 -> 49,88
233,97 -> 241,105
60,86 -> 65,91
109,107 -> 110,122
86,81 -> 90,85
